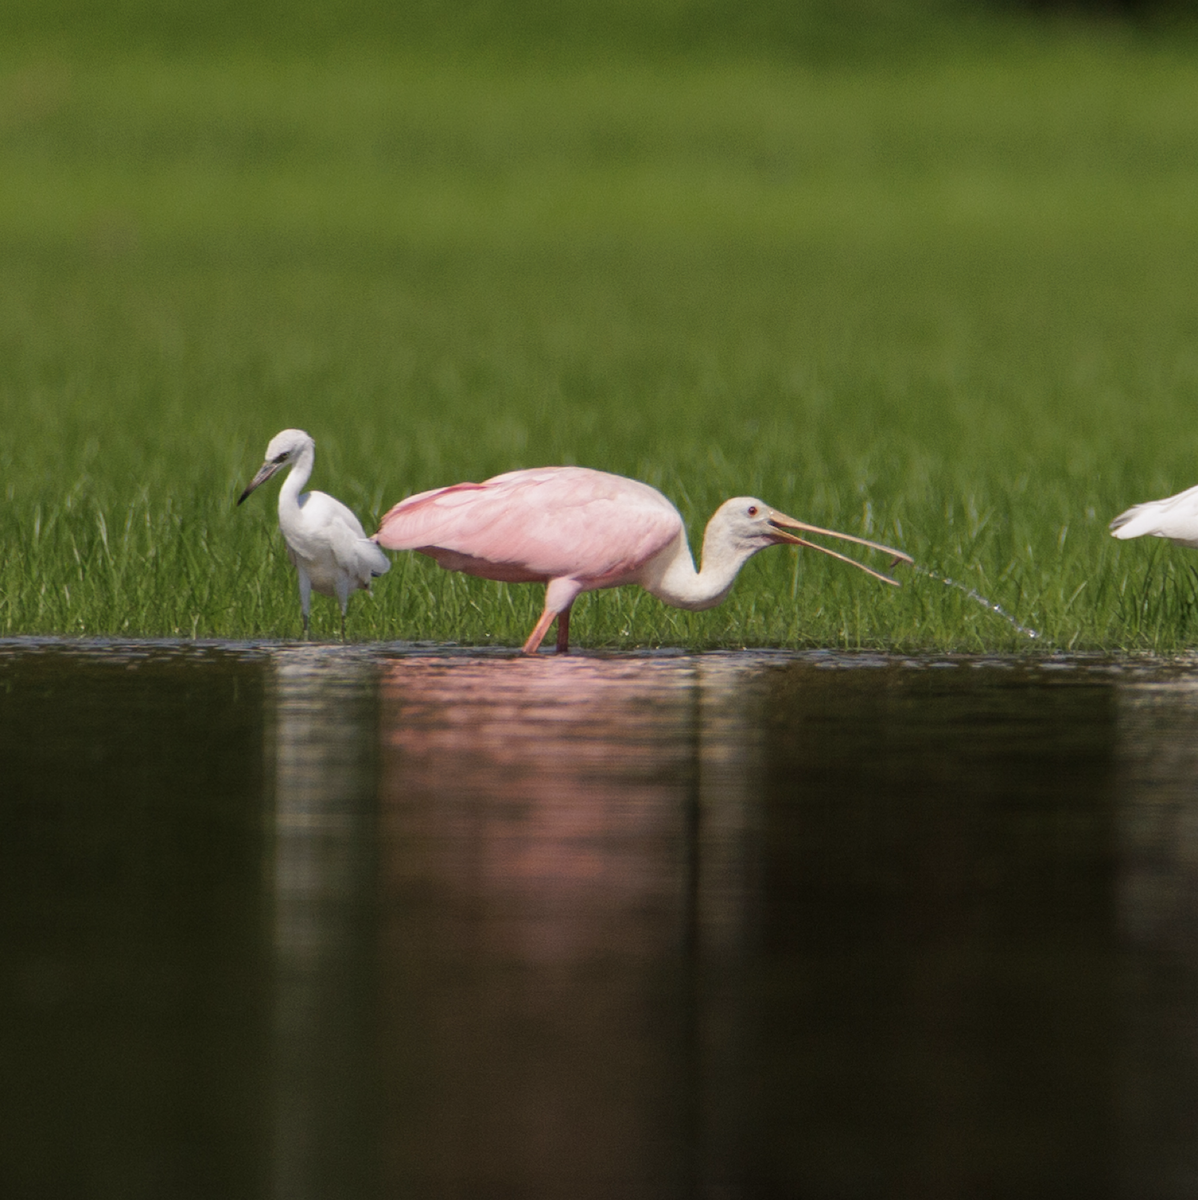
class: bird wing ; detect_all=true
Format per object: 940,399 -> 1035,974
299,491 -> 390,581
376,466 -> 683,585
1111,483 -> 1198,548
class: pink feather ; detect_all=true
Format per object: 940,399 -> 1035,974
378,467 -> 682,588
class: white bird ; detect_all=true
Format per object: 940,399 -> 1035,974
1110,483 -> 1198,549
238,428 -> 390,637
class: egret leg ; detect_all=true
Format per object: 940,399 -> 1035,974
298,571 -> 312,640
336,581 -> 351,641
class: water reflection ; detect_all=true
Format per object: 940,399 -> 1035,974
0,643 -> 269,1199
376,654 -> 766,1197
755,663 -> 1117,1196
1115,681 -> 1198,1196
269,648 -> 379,1200
8,643 -> 1198,1197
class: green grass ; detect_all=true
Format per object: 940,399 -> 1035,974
3,17 -> 1198,650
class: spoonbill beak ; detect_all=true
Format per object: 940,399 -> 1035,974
237,460 -> 284,506
766,509 -> 913,586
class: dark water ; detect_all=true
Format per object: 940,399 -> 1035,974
2,642 -> 1198,1198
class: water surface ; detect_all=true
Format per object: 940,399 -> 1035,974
2,641 -> 1197,1197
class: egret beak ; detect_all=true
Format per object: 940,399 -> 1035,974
237,460 -> 283,506
766,509 -> 913,586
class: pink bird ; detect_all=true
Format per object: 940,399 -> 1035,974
375,466 -> 912,654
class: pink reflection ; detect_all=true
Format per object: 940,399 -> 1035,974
379,655 -> 698,962
376,655 -> 715,1197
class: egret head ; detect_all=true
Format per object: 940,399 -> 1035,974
238,429 -> 315,505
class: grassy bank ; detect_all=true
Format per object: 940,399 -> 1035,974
2,27 -> 1198,650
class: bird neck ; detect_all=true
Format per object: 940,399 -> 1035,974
277,445 -> 315,518
647,523 -> 762,612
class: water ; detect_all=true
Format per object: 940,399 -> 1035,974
3,641 -> 1198,1197
912,564 -> 1041,639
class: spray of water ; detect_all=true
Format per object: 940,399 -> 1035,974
912,564 -> 1040,640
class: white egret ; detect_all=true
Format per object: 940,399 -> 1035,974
1110,483 -> 1198,549
238,429 -> 390,637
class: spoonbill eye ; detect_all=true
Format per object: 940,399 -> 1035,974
747,505 -> 759,516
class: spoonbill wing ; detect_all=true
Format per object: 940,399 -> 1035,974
376,466 -> 683,585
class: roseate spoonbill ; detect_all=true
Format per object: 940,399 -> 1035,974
238,429 -> 389,637
375,465 -> 911,654
1111,484 -> 1198,549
